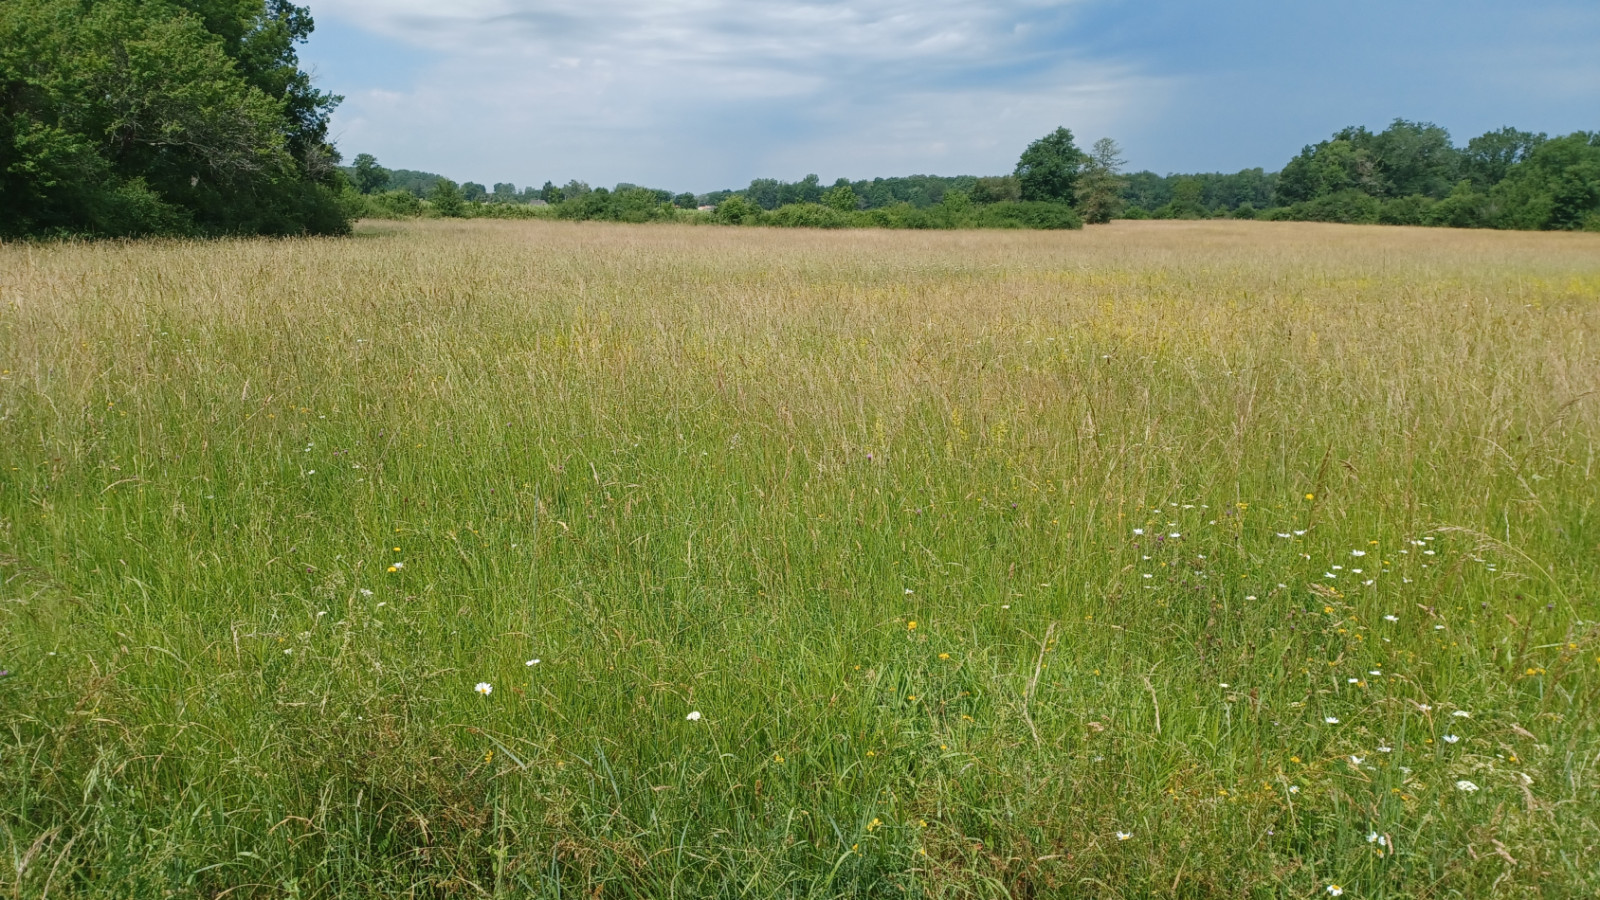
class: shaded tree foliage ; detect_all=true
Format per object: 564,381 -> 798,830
1,0 -> 347,237
1075,138 -> 1126,224
1015,127 -> 1084,203
352,153 -> 390,194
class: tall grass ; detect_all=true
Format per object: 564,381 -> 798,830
1,219 -> 1598,898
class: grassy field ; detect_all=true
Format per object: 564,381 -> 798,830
2,219 -> 1598,898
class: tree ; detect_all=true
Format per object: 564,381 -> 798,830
540,181 -> 562,204
1462,127 -> 1546,188
1075,137 -> 1126,224
430,179 -> 464,217
712,195 -> 760,225
823,184 -> 859,212
1490,132 -> 1600,230
1015,127 -> 1085,204
745,178 -> 782,210
673,192 -> 698,209
491,182 -> 517,202
460,182 -> 486,203
1159,178 -> 1206,218
0,0 -> 347,237
970,176 -> 1020,204
352,154 -> 390,194
1275,138 -> 1379,204
1369,119 -> 1459,199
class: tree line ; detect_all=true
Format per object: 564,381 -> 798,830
343,127 -> 1116,231
348,120 -> 1599,234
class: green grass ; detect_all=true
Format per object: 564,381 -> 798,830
1,219 -> 1598,898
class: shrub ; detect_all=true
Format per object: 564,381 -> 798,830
974,201 -> 1083,230
763,203 -> 851,229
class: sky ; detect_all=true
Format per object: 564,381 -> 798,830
299,0 -> 1600,193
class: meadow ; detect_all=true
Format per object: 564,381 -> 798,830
1,219 -> 1598,898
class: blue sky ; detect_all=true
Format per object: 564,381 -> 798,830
299,0 -> 1600,193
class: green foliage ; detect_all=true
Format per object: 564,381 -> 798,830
384,168 -> 448,197
351,153 -> 390,194
1156,178 -> 1208,219
1369,120 -> 1459,198
0,0 -> 347,238
711,194 -> 761,225
1015,127 -> 1084,204
1488,132 -> 1600,231
361,189 -> 423,218
1123,169 -> 1276,217
429,179 -> 465,218
1280,190 -> 1382,224
761,202 -> 850,229
970,175 -> 1020,204
1424,181 -> 1491,229
1462,127 -> 1546,188
741,174 -> 823,210
970,200 -> 1082,229
823,184 -> 859,212
555,186 -> 679,223
1075,138 -> 1126,224
1376,194 -> 1432,226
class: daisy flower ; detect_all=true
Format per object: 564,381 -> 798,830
475,682 -> 492,696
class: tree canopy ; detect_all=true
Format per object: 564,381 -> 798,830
1015,127 -> 1085,204
1,0 -> 346,237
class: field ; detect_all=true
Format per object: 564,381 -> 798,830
2,219 -> 1598,898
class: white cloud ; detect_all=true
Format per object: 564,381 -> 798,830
312,0 -> 1166,189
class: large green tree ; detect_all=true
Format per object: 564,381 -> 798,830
1016,127 -> 1085,204
1489,132 -> 1600,231
0,0 -> 346,237
352,153 -> 390,194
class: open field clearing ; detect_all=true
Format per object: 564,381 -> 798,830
3,219 -> 1599,898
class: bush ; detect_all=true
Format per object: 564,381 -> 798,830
363,190 -> 423,219
1284,190 -> 1381,224
973,201 -> 1083,230
556,187 -> 680,223
763,203 -> 850,229
711,195 -> 761,225
1378,195 -> 1432,226
1423,183 -> 1490,229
